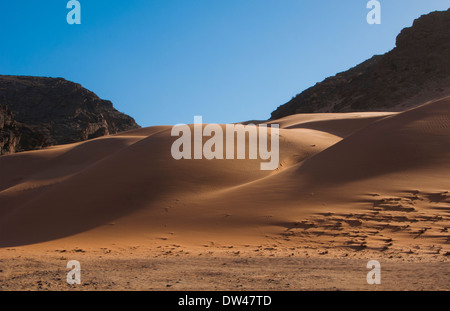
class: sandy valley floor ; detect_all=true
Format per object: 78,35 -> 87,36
1,245 -> 448,291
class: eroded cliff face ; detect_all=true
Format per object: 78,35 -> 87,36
0,75 -> 140,155
0,104 -> 21,155
271,8 -> 450,119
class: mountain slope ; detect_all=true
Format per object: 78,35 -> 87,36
271,8 -> 450,119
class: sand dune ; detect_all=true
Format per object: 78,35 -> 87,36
265,112 -> 395,137
0,97 -> 449,266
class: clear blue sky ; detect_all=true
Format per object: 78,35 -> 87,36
1,1 -> 449,126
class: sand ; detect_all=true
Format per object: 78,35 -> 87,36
0,97 -> 449,291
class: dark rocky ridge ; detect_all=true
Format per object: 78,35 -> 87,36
271,8 -> 450,120
0,104 -> 22,154
0,75 -> 140,155
0,104 -> 50,155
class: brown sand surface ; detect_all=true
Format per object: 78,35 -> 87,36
1,97 -> 449,291
1,248 -> 448,291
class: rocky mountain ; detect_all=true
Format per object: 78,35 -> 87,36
0,75 -> 140,155
271,8 -> 450,120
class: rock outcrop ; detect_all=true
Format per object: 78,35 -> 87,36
0,75 -> 140,155
0,104 -> 21,154
271,8 -> 450,119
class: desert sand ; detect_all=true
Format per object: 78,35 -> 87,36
1,96 -> 449,291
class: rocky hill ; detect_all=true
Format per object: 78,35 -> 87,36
271,8 -> 450,120
0,76 -> 140,155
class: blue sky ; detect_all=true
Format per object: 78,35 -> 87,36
0,1 -> 449,126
